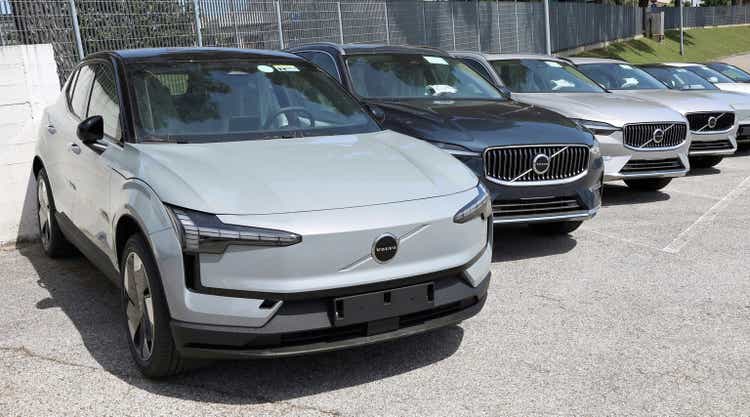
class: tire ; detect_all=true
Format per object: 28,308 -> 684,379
529,221 -> 583,235
120,234 -> 185,378
624,177 -> 672,191
36,168 -> 74,257
689,155 -> 723,169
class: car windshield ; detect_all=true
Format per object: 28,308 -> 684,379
706,63 -> 750,82
640,66 -> 719,91
577,62 -> 667,90
128,59 -> 379,143
686,65 -> 735,84
490,59 -> 605,93
345,54 -> 504,100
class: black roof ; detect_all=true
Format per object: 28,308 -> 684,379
88,47 -> 302,63
287,42 -> 450,57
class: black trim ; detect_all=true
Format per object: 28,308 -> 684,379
185,240 -> 490,301
55,212 -> 120,285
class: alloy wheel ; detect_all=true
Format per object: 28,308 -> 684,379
37,179 -> 51,249
124,252 -> 155,362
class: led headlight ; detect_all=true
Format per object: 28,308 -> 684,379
571,119 -> 620,136
432,141 -> 481,157
454,183 -> 492,224
166,206 -> 301,254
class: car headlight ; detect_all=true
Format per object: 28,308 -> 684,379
166,205 -> 302,254
590,140 -> 601,156
571,119 -> 620,136
432,141 -> 481,157
454,183 -> 492,224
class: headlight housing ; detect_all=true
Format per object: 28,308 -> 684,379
590,139 -> 601,156
166,205 -> 302,254
454,183 -> 492,224
571,119 -> 620,136
432,141 -> 481,157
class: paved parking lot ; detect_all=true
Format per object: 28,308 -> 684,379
1,147 -> 750,415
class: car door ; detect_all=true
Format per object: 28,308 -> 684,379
68,61 -> 121,255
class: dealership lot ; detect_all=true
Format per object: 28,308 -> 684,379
1,149 -> 749,416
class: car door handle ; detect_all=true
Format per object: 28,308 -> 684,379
68,143 -> 81,155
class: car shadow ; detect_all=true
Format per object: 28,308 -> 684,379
687,167 -> 722,177
16,242 -> 464,404
601,184 -> 670,207
491,224 -> 577,262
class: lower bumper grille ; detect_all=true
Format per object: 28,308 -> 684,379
620,158 -> 684,173
690,140 -> 734,152
493,197 -> 583,217
738,125 -> 750,141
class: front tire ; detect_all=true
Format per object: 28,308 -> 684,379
529,221 -> 583,235
121,234 -> 185,378
624,177 -> 672,191
36,168 -> 73,257
689,155 -> 723,169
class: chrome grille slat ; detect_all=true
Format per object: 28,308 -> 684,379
484,145 -> 589,185
686,112 -> 735,132
622,122 -> 687,150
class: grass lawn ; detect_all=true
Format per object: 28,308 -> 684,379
576,25 -> 750,64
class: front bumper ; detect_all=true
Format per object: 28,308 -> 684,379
688,129 -> 737,156
597,131 -> 690,181
457,151 -> 603,225
170,271 -> 490,359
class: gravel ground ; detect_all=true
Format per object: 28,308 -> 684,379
2,58 -> 750,416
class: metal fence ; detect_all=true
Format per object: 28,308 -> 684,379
1,0 -> 750,84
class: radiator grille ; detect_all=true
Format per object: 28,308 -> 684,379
622,123 -> 687,149
484,145 -> 589,184
686,112 -> 735,132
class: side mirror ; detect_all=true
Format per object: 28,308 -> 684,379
367,104 -> 386,123
77,115 -> 103,144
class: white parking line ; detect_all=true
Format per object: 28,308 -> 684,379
663,175 -> 750,254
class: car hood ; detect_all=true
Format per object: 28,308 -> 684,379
611,89 -> 733,115
715,83 -> 750,94
510,92 -> 686,127
128,131 -> 478,215
367,98 -> 594,151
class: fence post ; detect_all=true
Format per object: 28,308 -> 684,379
475,0 -> 481,51
68,0 -> 85,60
229,0 -> 240,48
450,1 -> 456,50
422,1 -> 427,44
679,0 -> 684,56
384,2 -> 391,45
337,2 -> 344,44
543,0 -> 551,54
514,0 -> 519,52
193,0 -> 203,47
276,0 -> 285,49
496,0 -> 502,53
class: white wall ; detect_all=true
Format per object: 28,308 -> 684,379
0,44 -> 60,245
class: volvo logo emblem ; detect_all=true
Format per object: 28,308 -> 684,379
707,116 -> 718,129
532,154 -> 551,175
652,128 -> 665,144
372,234 -> 398,263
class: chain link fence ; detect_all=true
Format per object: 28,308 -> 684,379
1,0 -> 750,84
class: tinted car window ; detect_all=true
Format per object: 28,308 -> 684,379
641,66 -> 718,90
71,65 -> 95,118
128,59 -> 379,143
577,63 -> 666,90
345,54 -> 504,100
491,59 -> 604,93
88,63 -> 121,140
686,65 -> 734,84
303,51 -> 340,82
706,63 -> 750,82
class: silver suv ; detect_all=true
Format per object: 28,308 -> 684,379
455,53 -> 690,191
33,48 -> 492,377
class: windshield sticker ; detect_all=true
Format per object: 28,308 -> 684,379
424,56 -> 449,65
257,65 -> 275,73
618,64 -> 633,70
622,77 -> 639,88
544,61 -> 563,68
273,64 -> 300,72
426,84 -> 458,96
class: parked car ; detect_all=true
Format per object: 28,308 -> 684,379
573,57 -> 740,168
454,53 -> 690,191
33,48 -> 493,377
639,64 -> 750,147
287,43 -> 604,234
705,62 -> 750,83
648,62 -> 750,94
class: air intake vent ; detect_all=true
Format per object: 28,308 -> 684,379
484,145 -> 589,184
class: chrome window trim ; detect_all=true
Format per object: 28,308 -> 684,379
482,143 -> 591,187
